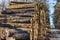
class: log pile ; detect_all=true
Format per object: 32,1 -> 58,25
1,2 -> 36,28
0,2 -> 38,40
0,2 -> 49,40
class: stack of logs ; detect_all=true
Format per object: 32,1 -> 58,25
0,2 -> 39,40
0,2 -> 49,40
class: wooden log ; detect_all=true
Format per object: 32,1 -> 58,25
6,9 -> 34,13
7,3 -> 35,9
0,17 -> 32,20
2,23 -> 31,28
8,7 -> 34,10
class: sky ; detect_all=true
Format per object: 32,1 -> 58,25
0,0 -> 10,7
0,0 -> 2,4
46,0 -> 57,28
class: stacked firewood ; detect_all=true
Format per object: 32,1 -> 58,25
1,2 -> 36,28
0,2 -> 38,40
